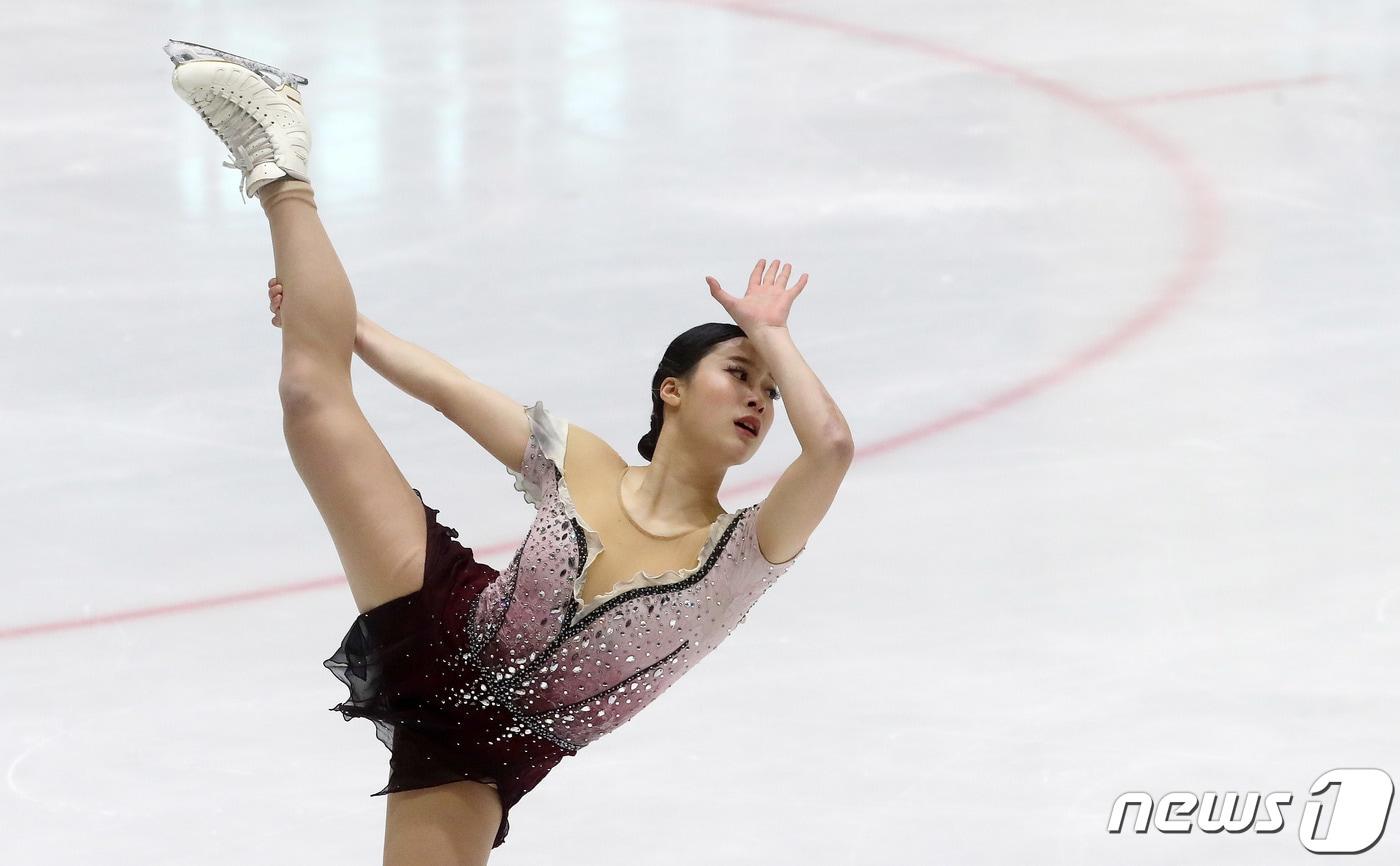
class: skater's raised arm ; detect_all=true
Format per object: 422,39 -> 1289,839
705,259 -> 853,565
352,313 -> 532,472
267,275 -> 529,470
350,314 -> 462,407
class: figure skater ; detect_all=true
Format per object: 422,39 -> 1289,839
165,39 -> 853,865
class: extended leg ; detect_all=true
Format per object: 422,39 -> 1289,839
260,178 -> 357,367
260,179 -> 428,614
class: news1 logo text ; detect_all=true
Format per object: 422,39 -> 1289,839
1109,768 -> 1394,853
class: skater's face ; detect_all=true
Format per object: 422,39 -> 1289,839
666,338 -> 778,463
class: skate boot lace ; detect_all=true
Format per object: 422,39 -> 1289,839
196,92 -> 278,204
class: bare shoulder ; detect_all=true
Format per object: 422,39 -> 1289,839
561,422 -> 626,483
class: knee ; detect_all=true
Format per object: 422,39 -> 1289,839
278,377 -> 319,414
278,357 -> 348,413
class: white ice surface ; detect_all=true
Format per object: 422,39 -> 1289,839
3,1 -> 1399,863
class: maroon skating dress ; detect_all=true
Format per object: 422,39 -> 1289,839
323,400 -> 806,848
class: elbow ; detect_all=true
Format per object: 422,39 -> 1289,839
831,436 -> 855,462
818,431 -> 854,463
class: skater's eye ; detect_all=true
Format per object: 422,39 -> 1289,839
725,365 -> 780,400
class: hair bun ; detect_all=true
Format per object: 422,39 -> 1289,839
637,429 -> 658,462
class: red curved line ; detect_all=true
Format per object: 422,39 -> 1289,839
2,7 -> 1223,641
1110,73 -> 1335,106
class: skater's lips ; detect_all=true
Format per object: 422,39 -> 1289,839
735,415 -> 761,436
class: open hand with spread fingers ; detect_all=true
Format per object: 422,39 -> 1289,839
705,258 -> 807,333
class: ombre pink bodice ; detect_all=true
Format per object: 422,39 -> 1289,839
449,401 -> 805,751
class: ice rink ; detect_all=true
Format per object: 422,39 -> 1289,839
4,1 -> 1399,863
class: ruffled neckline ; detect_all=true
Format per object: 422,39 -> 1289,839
507,400 -> 739,625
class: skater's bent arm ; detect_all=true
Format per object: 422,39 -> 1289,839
741,324 -> 854,565
354,314 -> 530,471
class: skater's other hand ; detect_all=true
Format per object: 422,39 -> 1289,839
706,258 -> 807,333
268,276 -> 283,328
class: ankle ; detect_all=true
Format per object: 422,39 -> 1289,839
257,178 -> 317,209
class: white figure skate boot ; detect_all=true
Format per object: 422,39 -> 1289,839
164,39 -> 312,204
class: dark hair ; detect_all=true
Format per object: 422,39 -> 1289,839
638,322 -> 747,461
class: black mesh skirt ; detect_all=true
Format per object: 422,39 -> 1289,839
323,488 -> 578,849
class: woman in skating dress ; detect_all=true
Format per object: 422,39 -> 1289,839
165,39 -> 853,865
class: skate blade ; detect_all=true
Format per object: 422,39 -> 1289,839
163,39 -> 309,88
